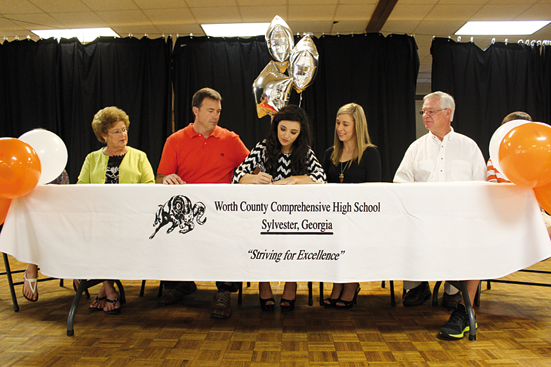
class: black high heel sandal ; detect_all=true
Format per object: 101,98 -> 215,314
260,297 -> 275,311
335,284 -> 361,309
280,283 -> 297,312
324,284 -> 344,308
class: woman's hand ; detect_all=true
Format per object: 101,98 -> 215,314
273,175 -> 316,185
253,172 -> 273,184
273,176 -> 299,185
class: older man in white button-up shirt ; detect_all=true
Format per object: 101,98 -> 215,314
394,91 -> 486,339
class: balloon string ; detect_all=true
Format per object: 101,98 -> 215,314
299,92 -> 303,107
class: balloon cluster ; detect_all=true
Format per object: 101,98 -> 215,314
253,16 -> 319,118
489,120 -> 551,212
0,130 -> 68,224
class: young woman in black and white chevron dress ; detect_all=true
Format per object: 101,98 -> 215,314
232,105 -> 326,312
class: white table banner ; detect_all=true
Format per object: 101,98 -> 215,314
0,182 -> 549,282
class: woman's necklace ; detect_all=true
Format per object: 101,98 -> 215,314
339,161 -> 350,183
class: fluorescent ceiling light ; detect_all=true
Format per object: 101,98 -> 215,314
31,28 -> 119,42
456,21 -> 550,36
202,23 -> 270,37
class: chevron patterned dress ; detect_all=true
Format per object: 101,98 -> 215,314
232,140 -> 326,184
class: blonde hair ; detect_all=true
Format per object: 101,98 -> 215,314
331,103 -> 375,166
91,106 -> 130,144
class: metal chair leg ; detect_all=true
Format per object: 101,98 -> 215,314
432,281 -> 443,306
2,252 -> 19,312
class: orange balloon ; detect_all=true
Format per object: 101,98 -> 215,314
498,122 -> 551,188
534,181 -> 551,214
0,138 -> 41,199
0,198 -> 11,225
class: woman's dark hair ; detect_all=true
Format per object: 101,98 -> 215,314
265,105 -> 312,176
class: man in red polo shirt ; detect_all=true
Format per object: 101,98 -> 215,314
156,87 -> 250,319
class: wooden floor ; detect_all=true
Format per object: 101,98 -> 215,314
1,257 -> 551,366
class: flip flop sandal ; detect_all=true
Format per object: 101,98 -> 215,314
103,297 -> 121,315
22,270 -> 38,302
89,296 -> 106,311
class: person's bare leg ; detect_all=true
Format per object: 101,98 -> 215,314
22,264 -> 39,301
281,282 -> 297,307
461,280 -> 480,306
102,280 -> 120,312
259,282 -> 275,307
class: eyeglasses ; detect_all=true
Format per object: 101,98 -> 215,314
419,109 -> 447,116
108,127 -> 128,135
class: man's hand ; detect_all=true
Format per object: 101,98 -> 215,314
157,173 -> 186,185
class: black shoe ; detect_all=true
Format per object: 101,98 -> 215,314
403,282 -> 431,307
442,292 -> 461,310
280,283 -> 297,312
260,297 -> 275,311
323,298 -> 339,308
335,283 -> 360,309
324,284 -> 344,308
440,304 -> 477,340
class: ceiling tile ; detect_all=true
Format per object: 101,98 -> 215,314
398,0 -> 438,3
1,0 -> 41,14
387,4 -> 436,21
154,23 -> 205,35
81,0 -> 140,12
411,34 -> 433,47
425,5 -> 484,21
330,21 -> 368,34
517,4 -> 551,20
190,7 -> 242,23
133,0 -> 189,9
239,6 -> 288,22
144,8 -> 196,24
289,0 -> 338,4
186,0 -> 238,7
286,21 -> 333,34
334,5 -> 376,21
9,13 -> 66,29
30,0 -> 90,12
0,17 -> 26,32
50,12 -> 108,28
288,5 -> 337,21
437,0 -> 487,4
96,10 -> 154,26
338,0 -> 377,4
413,20 -> 466,36
471,4 -> 532,20
381,20 -> 422,34
112,26 -> 162,36
237,0 -> 286,5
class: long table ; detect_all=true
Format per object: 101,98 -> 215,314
1,182 -> 550,338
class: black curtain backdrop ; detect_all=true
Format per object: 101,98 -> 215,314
0,37 -> 172,182
0,34 -> 418,184
173,34 -> 419,182
431,38 -> 547,159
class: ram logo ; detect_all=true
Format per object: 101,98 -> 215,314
149,195 -> 207,239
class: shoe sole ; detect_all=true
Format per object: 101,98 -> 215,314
440,323 -> 478,340
403,292 -> 431,307
211,311 -> 232,319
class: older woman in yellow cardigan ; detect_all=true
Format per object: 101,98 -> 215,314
77,106 -> 154,314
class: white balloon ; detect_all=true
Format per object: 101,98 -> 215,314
19,129 -> 68,185
488,119 -> 529,179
